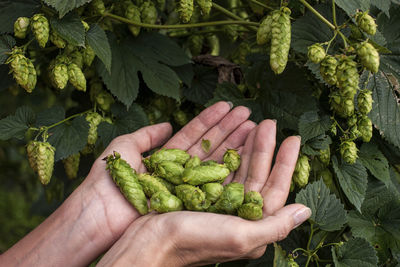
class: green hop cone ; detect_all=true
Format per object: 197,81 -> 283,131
89,0 -> 106,15
223,149 -> 241,172
201,160 -> 219,166
182,164 -> 230,185
349,125 -> 361,139
138,173 -> 171,197
36,142 -> 56,185
238,203 -> 263,220
105,152 -> 148,215
357,42 -> 379,73
31,14 -> 49,48
143,157 -> 153,172
206,34 -> 220,56
308,43 -> 326,64
178,0 -> 193,23
51,63 -> 69,90
68,63 -> 86,91
14,17 -> 30,39
357,115 -> 373,142
196,0 -> 212,15
149,148 -> 190,170
96,90 -> 115,112
6,49 -> 37,93
233,41 -> 251,65
187,34 -> 204,56
317,146 -> 330,166
269,7 -> 291,74
357,89 -> 373,115
63,153 -> 80,179
185,155 -> 201,168
355,11 -> 376,36
292,154 -> 310,188
320,55 -> 338,85
347,114 -> 358,127
329,92 -> 355,118
69,50 -> 84,69
214,182 -> 244,215
173,109 -> 189,126
125,2 -> 141,37
340,140 -> 358,164
140,1 -> 158,25
257,15 -> 273,45
49,30 -> 66,48
27,140 -> 39,172
176,184 -> 210,211
336,55 -> 359,97
154,161 -> 185,185
156,177 -> 176,194
319,169 -> 338,195
244,191 -> 263,207
86,112 -> 103,145
150,191 -> 183,213
201,183 -> 224,203
83,46 -> 96,67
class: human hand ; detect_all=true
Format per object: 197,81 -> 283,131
96,115 -> 311,267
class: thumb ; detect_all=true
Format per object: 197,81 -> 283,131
248,204 -> 311,246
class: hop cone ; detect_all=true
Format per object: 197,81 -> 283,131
187,34 -> 204,56
69,50 -> 84,69
27,140 -> 39,172
244,191 -> 263,207
50,30 -> 66,49
357,42 -> 379,73
89,0 -> 106,15
340,140 -> 358,164
150,148 -> 190,169
207,34 -> 220,56
318,147 -> 330,166
214,182 -> 244,215
63,153 -> 80,179
140,1 -> 158,25
14,17 -> 30,39
329,91 -> 355,118
336,55 -> 359,98
31,14 -> 49,48
269,7 -> 291,74
201,183 -> 224,203
292,155 -> 310,188
96,90 -> 114,112
173,110 -> 189,126
51,63 -> 69,89
154,161 -> 185,185
223,149 -> 241,172
68,63 -> 86,91
348,114 -> 358,127
83,46 -> 96,67
358,115 -> 373,142
308,43 -> 326,64
355,11 -> 376,35
177,0 -> 193,23
357,90 -> 373,114
125,2 -> 141,37
138,173 -> 171,197
238,203 -> 263,220
176,184 -> 210,211
233,42 -> 250,65
150,191 -> 183,213
105,152 -> 148,215
320,55 -> 338,85
185,155 -> 201,168
257,15 -> 273,45
182,164 -> 230,185
36,142 -> 55,185
6,49 -> 37,93
86,112 -> 103,145
196,0 -> 212,15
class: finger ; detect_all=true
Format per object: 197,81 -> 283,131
164,101 -> 232,150
244,120 -> 276,192
187,106 -> 251,159
261,136 -> 300,215
232,127 -> 257,183
205,120 -> 256,162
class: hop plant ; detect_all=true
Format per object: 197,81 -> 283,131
308,43 -> 326,64
292,154 -> 310,188
63,153 -> 80,179
177,0 -> 194,23
187,34 -> 204,56
357,42 -> 380,73
269,7 -> 291,74
83,46 -> 96,67
14,17 -> 30,39
223,149 -> 241,172
150,191 -> 183,213
125,2 -> 141,37
6,48 -> 37,93
86,112 -> 103,145
355,11 -> 377,35
256,15 -> 273,45
357,90 -> 373,114
51,63 -> 69,90
68,63 -> 86,91
49,30 -> 66,49
238,203 -> 263,220
30,14 -> 49,48
340,140 -> 358,164
320,55 -> 338,86
336,55 -> 359,98
140,1 -> 158,25
196,0 -> 212,15
358,114 -> 373,142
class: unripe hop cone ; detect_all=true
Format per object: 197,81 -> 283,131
214,182 -> 244,215
357,90 -> 373,115
149,148 -> 190,170
68,63 -> 86,91
223,149 -> 240,172
308,43 -> 326,64
336,55 -> 359,98
63,153 -> 80,179
238,203 -> 263,220
269,7 -> 291,74
340,140 -> 358,164
86,112 -> 103,145
320,55 -> 338,86
196,0 -> 212,16
355,11 -> 376,35
185,155 -> 201,168
141,1 -> 158,25
31,14 -> 49,48
357,42 -> 379,73
292,154 -> 310,188
176,184 -> 210,211
150,191 -> 183,213
105,152 -> 148,215
178,0 -> 194,23
257,15 -> 273,45
27,140 -> 39,172
52,63 -> 69,89
358,115 -> 373,142
14,17 -> 30,39
6,49 -> 37,93
244,191 -> 263,207
182,164 -> 230,185
50,30 -> 66,49
36,142 -> 56,185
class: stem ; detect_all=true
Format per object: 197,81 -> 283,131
306,224 -> 315,251
169,28 -> 249,38
22,39 -> 35,52
325,31 -> 338,53
103,12 -> 259,29
46,111 -> 90,130
299,0 -> 335,30
292,247 -> 310,254
212,3 -> 258,31
332,0 -> 337,27
320,242 -> 342,249
305,255 -> 312,267
337,31 -> 348,48
246,0 -> 274,10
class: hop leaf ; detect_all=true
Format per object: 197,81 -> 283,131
14,17 -> 30,39
320,55 -> 338,85
292,154 -> 310,188
150,191 -> 183,213
256,15 -> 273,45
269,7 -> 291,74
223,149 -> 241,172
238,203 -> 263,220
340,140 -> 358,164
31,14 -> 50,48
357,42 -> 380,73
36,142 -> 56,185
63,153 -> 80,179
307,43 -> 326,64
357,115 -> 373,142
355,11 -> 376,35
357,89 -> 373,115
177,0 -> 194,23
68,63 -> 86,91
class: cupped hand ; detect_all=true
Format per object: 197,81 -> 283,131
96,104 -> 311,267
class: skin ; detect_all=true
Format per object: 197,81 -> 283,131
1,101 -> 310,266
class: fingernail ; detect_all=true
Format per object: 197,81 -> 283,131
272,119 -> 277,124
295,135 -> 302,141
293,207 -> 311,228
226,101 -> 234,109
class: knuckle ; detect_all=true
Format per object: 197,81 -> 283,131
275,224 -> 291,241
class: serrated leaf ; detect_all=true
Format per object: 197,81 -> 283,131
332,156 -> 368,212
372,0 -> 391,17
201,139 -> 211,153
298,111 -> 331,143
335,0 -> 370,17
295,179 -> 347,231
0,64 -> 14,92
183,65 -> 217,105
0,106 -> 35,140
97,103 -> 149,146
43,0 -> 91,18
50,13 -> 85,47
0,35 -> 15,64
172,64 -> 194,87
35,106 -> 65,127
0,0 -> 41,34
331,238 -> 378,267
47,116 -> 89,161
272,243 -> 291,267
302,134 -> 332,156
361,178 -> 396,215
358,143 -> 390,186
86,24 -> 111,73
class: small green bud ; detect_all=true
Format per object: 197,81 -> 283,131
150,148 -> 190,169
244,191 -> 263,207
357,90 -> 373,115
223,149 -> 241,172
182,164 -> 230,185
308,43 -> 326,64
355,11 -> 377,35
340,140 -> 358,164
214,182 -> 244,215
357,115 -> 373,142
176,184 -> 210,211
150,191 -> 183,213
357,42 -> 379,73
201,183 -> 224,203
154,161 -> 185,185
292,155 -> 310,188
238,203 -> 263,220
185,155 -> 201,168
14,17 -> 30,39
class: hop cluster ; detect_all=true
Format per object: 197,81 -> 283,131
308,43 -> 326,64
269,7 -> 291,74
355,11 -> 377,35
31,14 -> 49,48
6,48 -> 37,93
27,141 -> 55,185
292,154 -> 310,188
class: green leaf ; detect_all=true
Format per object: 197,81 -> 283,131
86,24 -> 112,73
298,111 -> 331,143
302,134 -> 332,156
295,179 -> 347,231
50,13 -> 85,47
0,106 -> 35,140
358,143 -> 390,186
332,156 -> 368,212
0,35 -> 15,64
331,238 -> 378,267
0,0 -> 41,34
335,0 -> 370,17
361,178 -> 396,215
171,64 -> 194,87
97,103 -> 149,146
35,106 -> 65,127
183,65 -> 217,105
372,0 -> 392,17
0,65 -> 14,92
272,243 -> 291,267
43,0 -> 91,18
